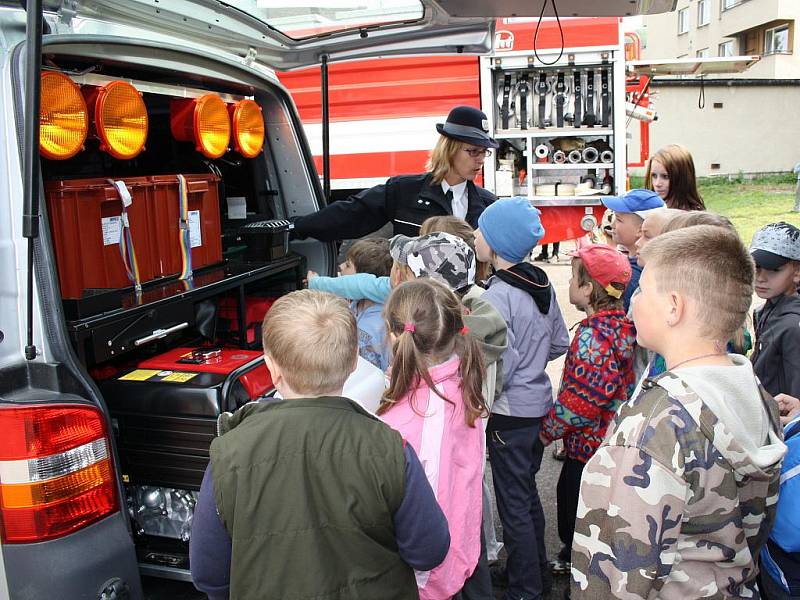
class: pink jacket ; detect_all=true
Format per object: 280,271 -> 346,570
382,356 -> 484,600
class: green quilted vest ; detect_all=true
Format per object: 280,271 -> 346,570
209,396 -> 419,600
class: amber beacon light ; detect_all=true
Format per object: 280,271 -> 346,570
39,72 -> 89,160
170,94 -> 231,159
84,81 -> 149,160
230,99 -> 265,158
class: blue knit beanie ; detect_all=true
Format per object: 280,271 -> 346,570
478,197 -> 544,264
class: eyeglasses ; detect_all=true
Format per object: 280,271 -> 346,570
462,147 -> 492,158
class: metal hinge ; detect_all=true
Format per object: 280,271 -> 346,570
243,47 -> 257,67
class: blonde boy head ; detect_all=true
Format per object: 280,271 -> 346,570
261,290 -> 358,397
638,225 -> 754,346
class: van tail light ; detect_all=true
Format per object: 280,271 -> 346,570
0,404 -> 119,543
170,94 -> 231,159
84,81 -> 149,160
229,99 -> 265,158
39,71 -> 89,160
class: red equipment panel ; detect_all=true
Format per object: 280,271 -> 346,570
148,174 -> 223,278
45,176 -> 156,299
218,296 -> 278,345
138,347 -> 272,400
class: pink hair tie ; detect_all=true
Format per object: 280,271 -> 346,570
460,326 -> 470,336
403,322 -> 416,333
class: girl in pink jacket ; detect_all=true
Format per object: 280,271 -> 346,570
379,278 -> 488,600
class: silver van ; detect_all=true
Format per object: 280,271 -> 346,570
0,1 -> 672,598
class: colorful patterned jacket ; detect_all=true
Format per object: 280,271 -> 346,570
541,309 -> 636,462
571,369 -> 785,599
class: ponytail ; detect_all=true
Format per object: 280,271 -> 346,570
379,279 -> 488,427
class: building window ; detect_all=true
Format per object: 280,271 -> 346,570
678,8 -> 689,34
698,0 -> 711,26
696,48 -> 710,58
764,25 -> 790,54
719,40 -> 735,56
721,0 -> 738,11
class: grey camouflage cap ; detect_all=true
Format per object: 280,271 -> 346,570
750,221 -> 800,269
389,231 -> 476,291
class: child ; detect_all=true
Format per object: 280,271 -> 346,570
379,278 -> 488,600
309,230 -> 507,405
474,197 -> 570,600
539,244 -> 636,576
314,237 -> 393,371
601,189 -> 665,312
633,207 -> 684,260
749,222 -> 800,399
571,226 -> 786,599
190,290 -> 450,600
761,392 -> 800,600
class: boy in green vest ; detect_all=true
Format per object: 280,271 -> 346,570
190,289 -> 450,600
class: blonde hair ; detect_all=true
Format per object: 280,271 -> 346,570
426,135 -> 462,184
645,144 -> 705,211
420,215 -> 491,283
379,279 -> 487,427
573,257 -> 625,312
639,225 -> 753,345
660,210 -> 735,235
261,290 -> 357,396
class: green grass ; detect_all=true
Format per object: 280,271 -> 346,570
629,174 -> 800,244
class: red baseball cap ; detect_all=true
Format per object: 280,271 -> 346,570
570,244 -> 632,299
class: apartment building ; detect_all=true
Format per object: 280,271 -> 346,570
633,0 -> 800,176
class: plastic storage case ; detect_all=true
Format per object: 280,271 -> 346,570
44,174 -> 223,301
45,177 -> 156,299
239,219 -> 291,262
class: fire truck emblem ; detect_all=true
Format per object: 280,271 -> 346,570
495,30 -> 514,52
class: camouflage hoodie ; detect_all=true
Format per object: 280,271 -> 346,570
572,358 -> 785,599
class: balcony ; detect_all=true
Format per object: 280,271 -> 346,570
721,0 -> 782,37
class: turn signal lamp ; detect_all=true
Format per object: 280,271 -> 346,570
230,99 -> 265,158
84,81 -> 148,160
0,404 -> 118,543
39,71 -> 88,160
170,94 -> 231,159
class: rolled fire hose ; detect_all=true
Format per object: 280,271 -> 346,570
553,150 -> 567,164
567,149 -> 583,164
534,144 -> 550,161
600,149 -> 614,164
582,146 -> 599,164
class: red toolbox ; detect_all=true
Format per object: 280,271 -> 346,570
45,176 -> 156,299
136,346 -> 272,402
148,174 -> 223,278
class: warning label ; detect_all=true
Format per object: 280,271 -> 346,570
188,210 -> 202,248
119,369 -> 198,383
101,216 -> 122,246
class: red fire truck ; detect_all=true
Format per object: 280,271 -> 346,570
279,17 -> 628,244
278,17 -> 759,244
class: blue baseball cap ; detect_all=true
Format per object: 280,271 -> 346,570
601,189 -> 665,218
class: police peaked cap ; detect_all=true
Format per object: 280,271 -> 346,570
436,106 -> 499,149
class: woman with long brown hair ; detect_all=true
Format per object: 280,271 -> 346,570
645,144 -> 705,211
379,278 -> 487,600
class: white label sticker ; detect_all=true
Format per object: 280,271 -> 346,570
188,210 -> 202,248
226,196 -> 247,220
101,216 -> 122,246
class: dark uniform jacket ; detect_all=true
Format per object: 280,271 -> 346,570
293,172 -> 496,240
752,294 -> 800,398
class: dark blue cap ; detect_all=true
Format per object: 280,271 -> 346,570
436,106 -> 499,149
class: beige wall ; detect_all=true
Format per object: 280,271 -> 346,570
640,0 -> 800,78
627,83 -> 800,177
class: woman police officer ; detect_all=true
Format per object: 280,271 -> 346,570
291,106 -> 499,240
